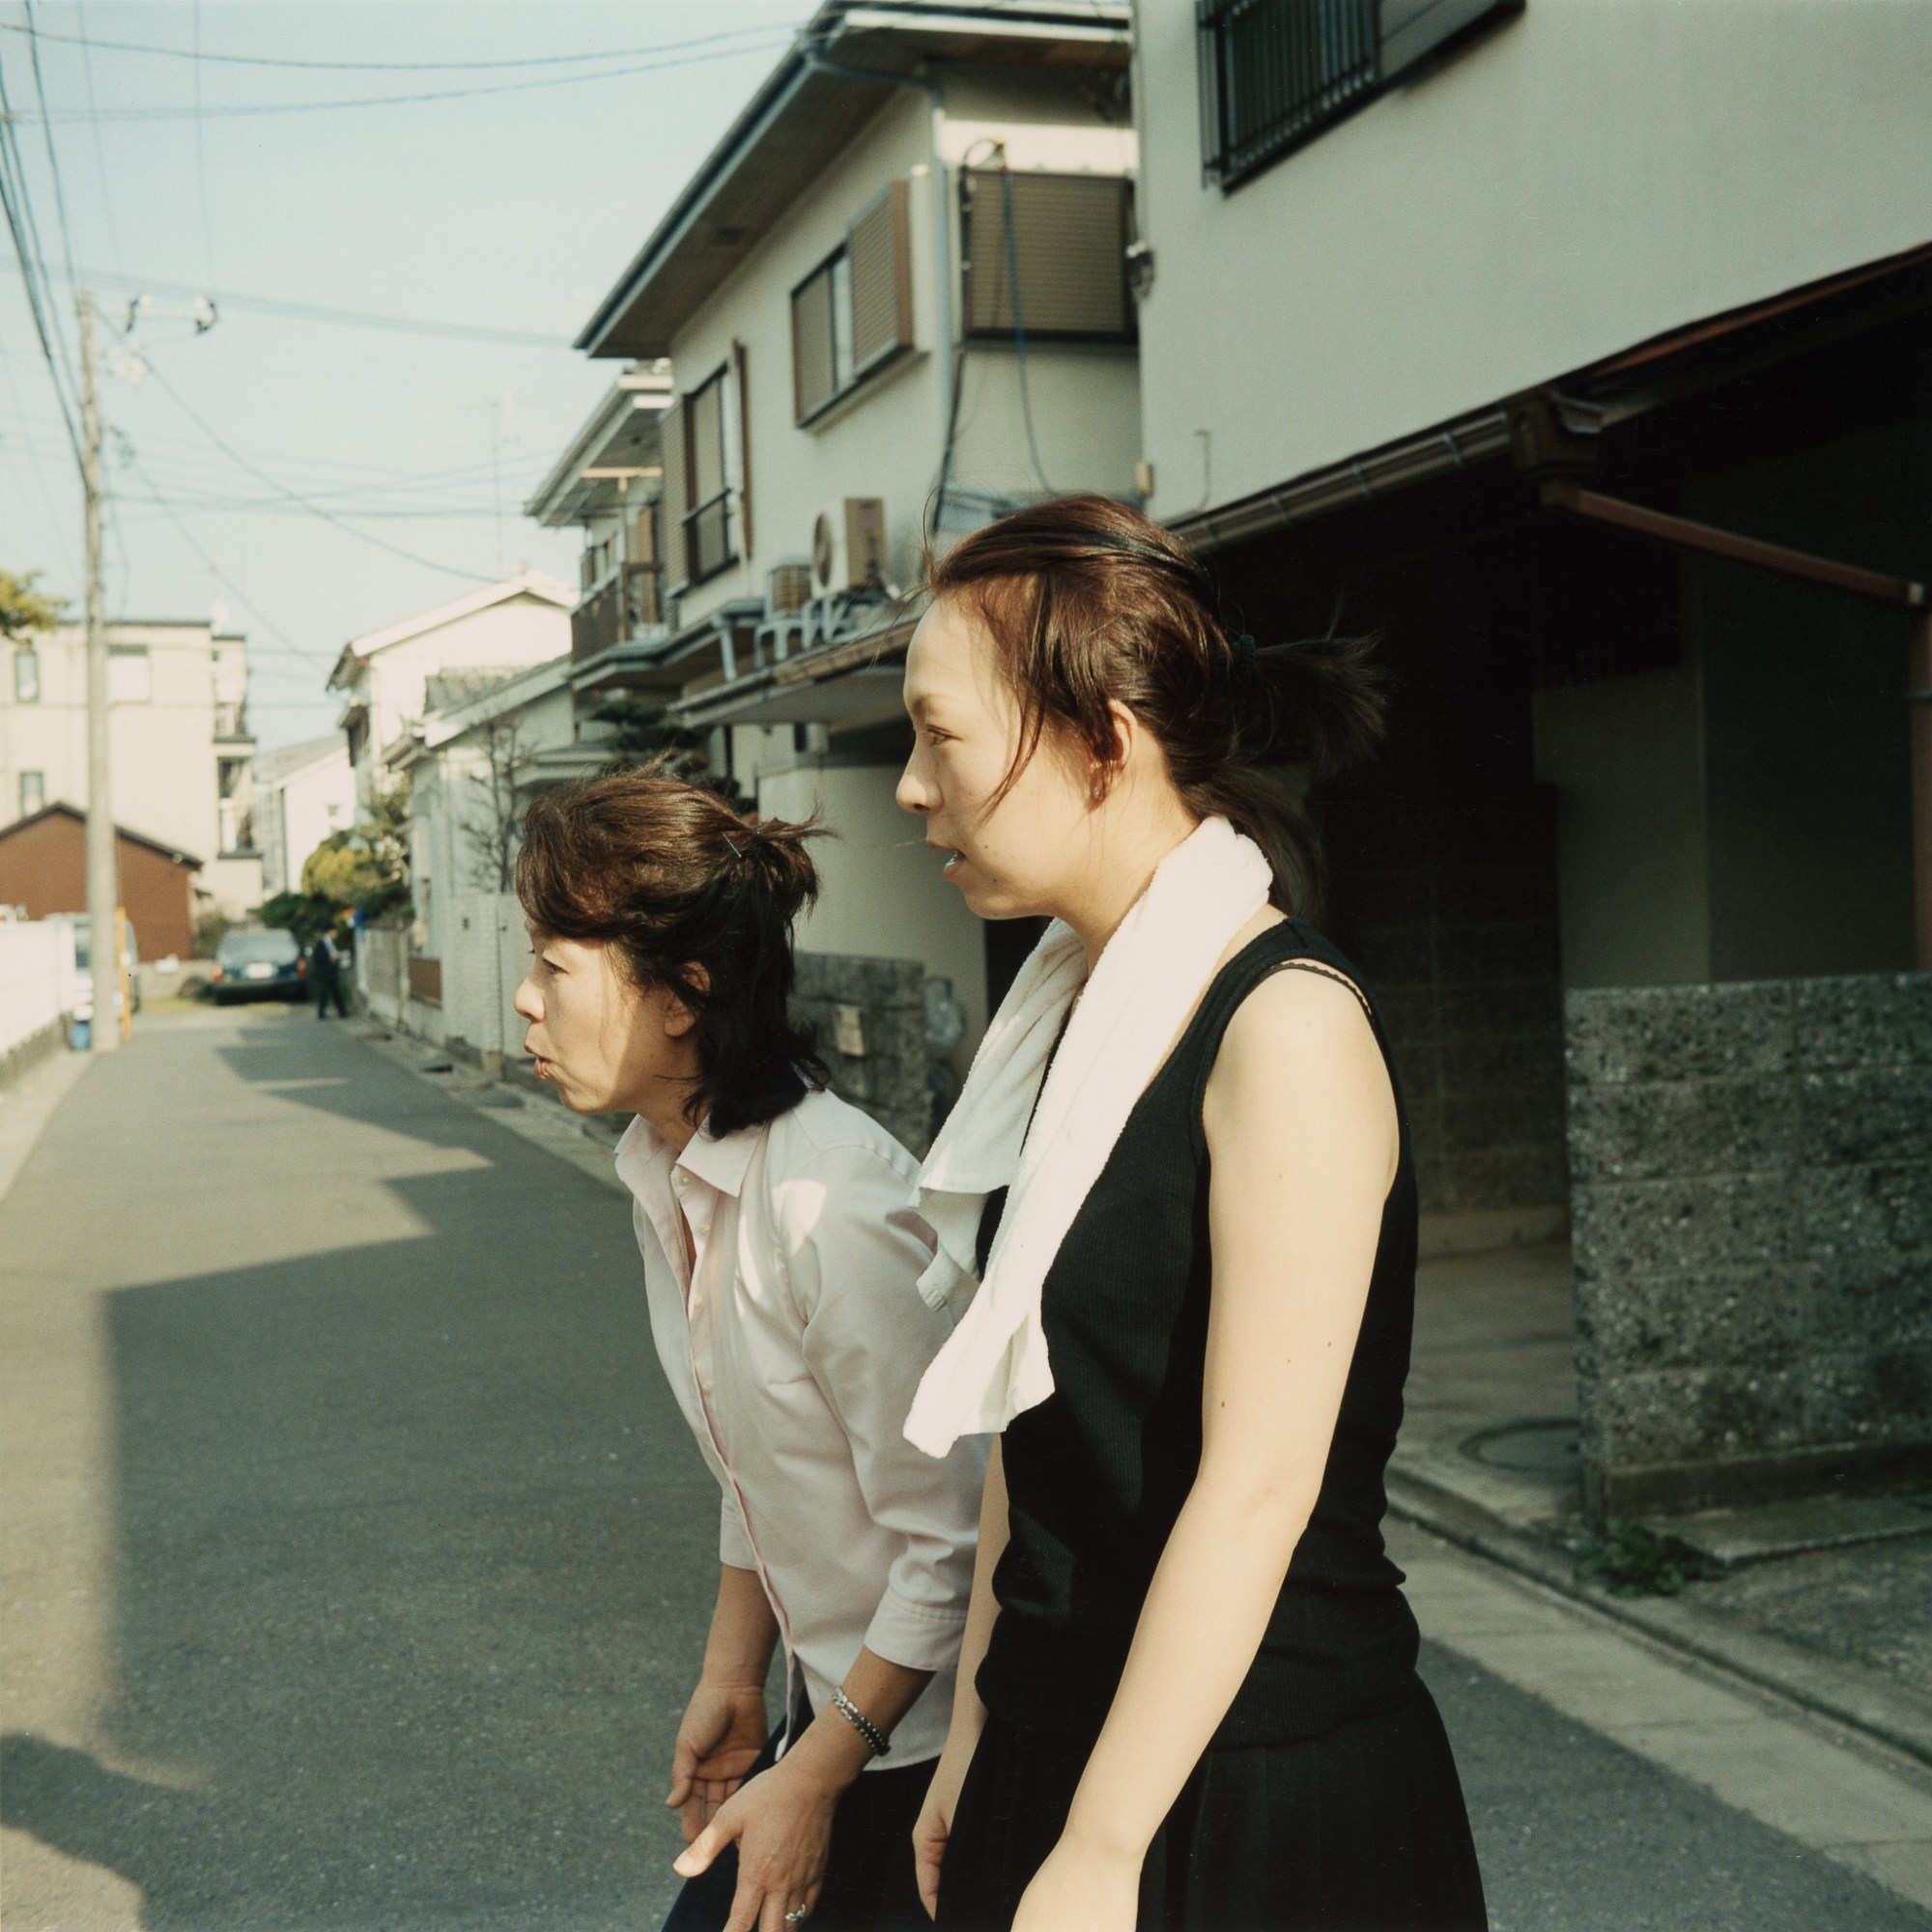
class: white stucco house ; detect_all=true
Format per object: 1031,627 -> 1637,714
252,733 -> 358,898
324,572 -> 576,807
530,0 -> 1139,1062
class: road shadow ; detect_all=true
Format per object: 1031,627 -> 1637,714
3,1015 -> 720,1929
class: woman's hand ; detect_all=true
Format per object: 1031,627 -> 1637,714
1010,1837 -> 1141,1932
667,1680 -> 769,1846
911,1727 -> 977,1920
673,1751 -> 841,1932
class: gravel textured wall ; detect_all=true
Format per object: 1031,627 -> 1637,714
1567,972 -> 1932,1517
792,952 -> 931,1158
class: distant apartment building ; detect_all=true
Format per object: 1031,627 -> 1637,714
0,617 -> 261,921
533,0 -> 1138,1059
252,733 -> 358,898
324,571 -> 575,804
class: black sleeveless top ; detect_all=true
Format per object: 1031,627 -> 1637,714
974,919 -> 1422,1749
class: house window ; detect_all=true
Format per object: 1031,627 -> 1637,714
18,771 -> 44,816
13,647 -> 40,703
1199,0 -> 1524,190
682,365 -> 736,584
790,182 -> 914,424
962,170 -> 1136,343
107,645 -> 152,703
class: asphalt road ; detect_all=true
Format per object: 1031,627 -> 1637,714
2,1002 -> 1925,1931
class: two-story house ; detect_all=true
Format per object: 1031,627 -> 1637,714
1131,0 -> 1932,1515
549,0 -> 1139,1056
324,571 -> 575,807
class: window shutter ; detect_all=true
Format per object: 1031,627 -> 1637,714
1378,0 -> 1520,84
658,399 -> 688,589
792,270 -> 837,421
964,172 -> 1132,340
848,179 -> 913,372
732,341 -> 753,562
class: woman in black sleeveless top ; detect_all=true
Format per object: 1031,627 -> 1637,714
895,497 -> 1485,1931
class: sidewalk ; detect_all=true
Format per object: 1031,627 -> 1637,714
1394,1236 -> 1932,1769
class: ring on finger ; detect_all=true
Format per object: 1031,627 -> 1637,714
783,1910 -> 810,1925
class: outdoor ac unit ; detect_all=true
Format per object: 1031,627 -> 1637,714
810,497 -> 889,594
767,561 -> 813,617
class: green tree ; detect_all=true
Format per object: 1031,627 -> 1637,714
258,890 -> 341,948
591,695 -> 748,809
1,569 -> 64,643
299,777 -> 412,921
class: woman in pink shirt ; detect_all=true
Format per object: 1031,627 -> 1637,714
513,769 -> 984,1932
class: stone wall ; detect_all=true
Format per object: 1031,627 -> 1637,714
1326,790 -> 1569,1218
1567,972 -> 1932,1518
792,953 -> 931,1158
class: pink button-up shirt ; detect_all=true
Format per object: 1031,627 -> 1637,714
616,1089 -> 984,1769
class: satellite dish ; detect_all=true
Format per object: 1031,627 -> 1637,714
811,512 -> 835,592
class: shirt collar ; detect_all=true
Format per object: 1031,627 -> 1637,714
613,1111 -> 760,1200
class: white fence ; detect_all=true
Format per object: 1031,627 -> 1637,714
0,921 -> 69,1059
440,892 -> 531,1060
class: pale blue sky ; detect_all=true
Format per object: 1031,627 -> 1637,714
1,0 -> 811,746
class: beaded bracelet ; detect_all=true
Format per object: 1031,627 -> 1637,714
830,1687 -> 892,1759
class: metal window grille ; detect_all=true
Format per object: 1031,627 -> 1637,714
1198,0 -> 1380,187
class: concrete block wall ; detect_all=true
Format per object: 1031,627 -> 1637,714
1325,790 -> 1569,1217
1567,971 -> 1932,1518
793,952 -> 931,1159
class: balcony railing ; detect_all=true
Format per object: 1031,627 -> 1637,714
572,561 -> 665,661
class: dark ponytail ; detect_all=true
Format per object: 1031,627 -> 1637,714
515,764 -> 828,1134
925,495 -> 1387,917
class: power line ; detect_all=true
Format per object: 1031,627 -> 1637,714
59,264 -> 567,347
143,360 -> 498,584
11,35 -> 794,123
189,0 -> 216,283
126,452 -> 338,671
0,18 -> 786,72
0,51 -> 83,467
21,4 -> 78,283
72,3 -> 127,278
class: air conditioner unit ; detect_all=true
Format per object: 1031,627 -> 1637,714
767,561 -> 812,617
810,497 -> 889,595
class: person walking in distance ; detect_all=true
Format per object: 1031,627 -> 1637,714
310,927 -> 349,1019
896,497 -> 1487,1931
512,769 -> 983,1932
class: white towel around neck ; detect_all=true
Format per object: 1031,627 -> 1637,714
902,815 -> 1273,1458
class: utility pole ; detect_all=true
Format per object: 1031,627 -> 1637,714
78,290 -> 121,1054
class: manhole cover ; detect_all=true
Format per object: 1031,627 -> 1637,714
1463,1418 -> 1579,1476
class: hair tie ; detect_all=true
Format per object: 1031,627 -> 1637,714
1232,633 -> 1259,690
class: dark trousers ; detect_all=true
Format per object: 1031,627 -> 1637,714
313,974 -> 348,1018
662,1700 -> 931,1932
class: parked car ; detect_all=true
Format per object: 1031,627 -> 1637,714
211,927 -> 307,1004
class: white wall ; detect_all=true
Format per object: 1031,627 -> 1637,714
262,743 -> 357,896
758,758 -> 989,1054
668,72 -> 1142,633
0,921 -> 65,1056
440,890 -> 530,1060
1135,0 -> 1932,520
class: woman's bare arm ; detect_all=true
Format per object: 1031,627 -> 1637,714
1009,969 -> 1397,1932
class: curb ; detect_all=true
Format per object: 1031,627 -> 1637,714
1386,1464 -> 1932,1772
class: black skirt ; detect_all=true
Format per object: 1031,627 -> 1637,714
937,1679 -> 1486,1932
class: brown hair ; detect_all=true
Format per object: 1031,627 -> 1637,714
925,494 -> 1387,917
515,766 -> 826,1135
